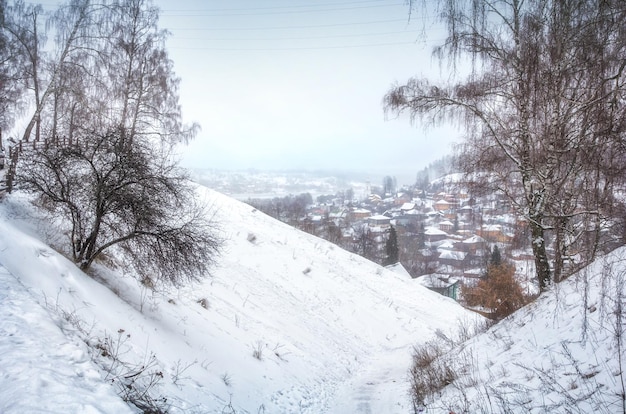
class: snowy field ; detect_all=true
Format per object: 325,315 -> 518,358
0,187 -> 480,413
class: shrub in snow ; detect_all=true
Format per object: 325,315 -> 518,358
252,341 -> 264,360
18,127 -> 222,288
221,372 -> 232,387
95,330 -> 169,413
464,263 -> 529,320
409,339 -> 457,411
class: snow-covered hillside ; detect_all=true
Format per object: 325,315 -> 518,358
421,248 -> 626,413
0,187 -> 481,413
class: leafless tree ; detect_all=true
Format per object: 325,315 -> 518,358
6,0 -> 220,286
351,224 -> 377,262
18,126 -> 220,286
2,0 -> 98,190
385,0 -> 626,291
0,0 -> 27,132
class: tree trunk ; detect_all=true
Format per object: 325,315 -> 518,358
553,217 -> 569,283
530,214 -> 551,290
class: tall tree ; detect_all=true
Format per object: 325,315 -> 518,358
99,0 -> 197,144
383,175 -> 396,196
465,262 -> 527,320
0,0 -> 27,132
385,0 -> 626,291
9,0 -> 219,286
3,0 -> 96,190
353,224 -> 375,262
490,244 -> 502,267
385,225 -> 399,265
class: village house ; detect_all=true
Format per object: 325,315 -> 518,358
458,205 -> 473,220
438,220 -> 455,233
328,207 -> 349,223
478,224 -> 513,243
424,226 -> 448,244
460,235 -> 487,254
368,214 -> 391,229
400,202 -> 417,212
438,249 -> 469,270
393,193 -> 412,206
350,208 -> 372,221
433,199 -> 451,212
416,273 -> 460,300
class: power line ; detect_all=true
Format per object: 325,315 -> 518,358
167,18 -> 411,32
161,3 -> 403,18
168,40 -> 418,52
172,30 -> 418,42
160,0 -> 394,13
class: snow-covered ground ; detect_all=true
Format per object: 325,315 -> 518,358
0,187 -> 481,413
0,266 -> 133,413
2,184 -> 623,413
422,249 -> 626,413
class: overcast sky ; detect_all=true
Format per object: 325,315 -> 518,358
152,0 -> 460,182
28,0 -> 461,184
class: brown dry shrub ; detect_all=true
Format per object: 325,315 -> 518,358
465,263 -> 527,320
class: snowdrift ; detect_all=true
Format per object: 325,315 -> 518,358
0,187 -> 480,413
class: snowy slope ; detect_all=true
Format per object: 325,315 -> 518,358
0,187 -> 481,413
423,248 -> 626,413
0,266 -> 132,413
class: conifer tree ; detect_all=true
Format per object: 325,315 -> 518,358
385,226 -> 399,265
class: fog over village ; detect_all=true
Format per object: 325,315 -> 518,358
1,1 -> 626,414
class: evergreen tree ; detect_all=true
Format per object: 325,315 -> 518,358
490,245 -> 502,267
385,226 -> 399,265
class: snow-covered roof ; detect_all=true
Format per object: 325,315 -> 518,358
425,226 -> 448,236
437,240 -> 456,250
329,209 -> 348,219
438,250 -> 467,261
384,263 -> 412,279
416,273 -> 459,289
369,214 -> 390,221
463,235 -> 486,244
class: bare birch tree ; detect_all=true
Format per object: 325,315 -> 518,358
6,0 -> 219,286
0,0 -> 27,132
385,0 -> 626,291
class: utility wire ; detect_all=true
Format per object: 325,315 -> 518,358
168,40 -> 418,51
167,18 -> 411,31
172,30 -> 417,42
161,3 -> 403,17
160,0 -> 395,13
